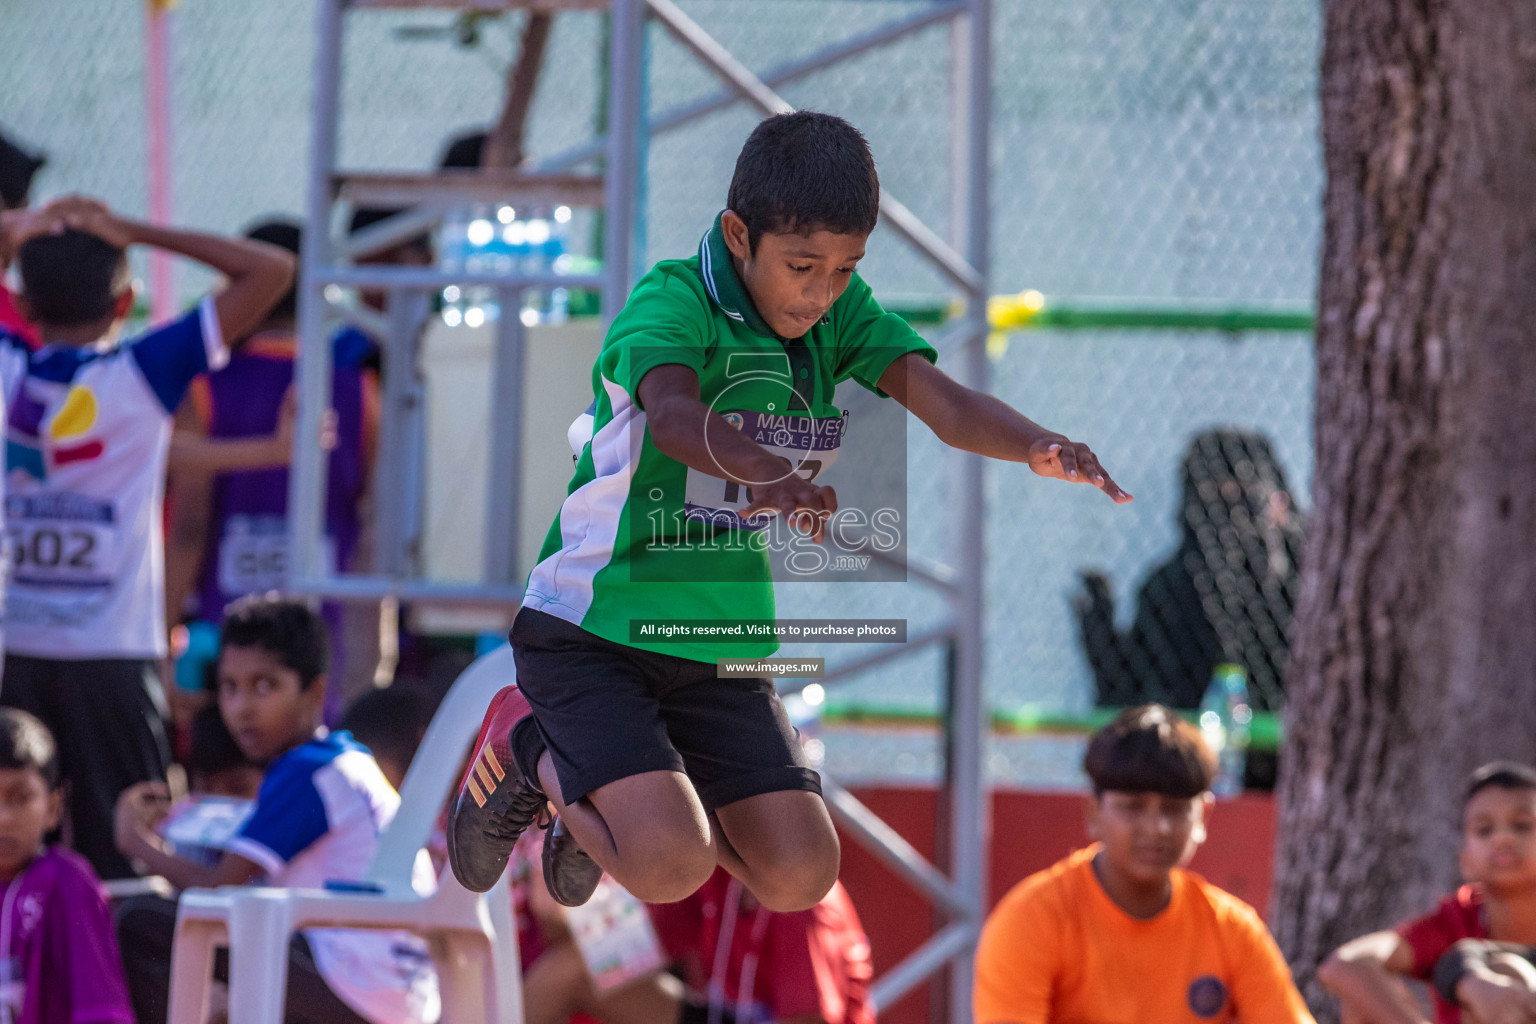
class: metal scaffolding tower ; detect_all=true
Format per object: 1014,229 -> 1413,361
288,1 -> 991,1019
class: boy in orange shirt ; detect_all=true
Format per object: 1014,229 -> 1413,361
974,704 -> 1314,1024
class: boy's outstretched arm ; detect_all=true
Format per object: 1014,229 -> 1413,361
1316,931 -> 1431,1024
113,781 -> 263,891
877,353 -> 1132,504
34,196 -> 294,343
638,364 -> 838,541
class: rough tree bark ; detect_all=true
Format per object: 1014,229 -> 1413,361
1271,0 -> 1536,1017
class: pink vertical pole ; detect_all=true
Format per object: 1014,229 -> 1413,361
144,0 -> 175,322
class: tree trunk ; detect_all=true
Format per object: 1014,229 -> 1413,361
1272,0 -> 1536,1017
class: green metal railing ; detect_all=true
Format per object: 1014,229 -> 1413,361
819,702 -> 1284,753
886,290 -> 1315,334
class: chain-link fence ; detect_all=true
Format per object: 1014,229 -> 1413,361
0,0 -> 1320,785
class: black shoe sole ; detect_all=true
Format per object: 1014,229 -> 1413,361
543,824 -> 603,908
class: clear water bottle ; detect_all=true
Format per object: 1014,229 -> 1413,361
545,206 -> 571,324
464,203 -> 499,326
517,204 -> 573,326
442,202 -> 575,328
438,205 -> 468,326
1198,663 -> 1251,796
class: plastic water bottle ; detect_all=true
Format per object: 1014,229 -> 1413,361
517,205 -> 572,326
464,202 -> 499,325
438,205 -> 472,327
442,202 -> 575,328
1199,664 -> 1251,796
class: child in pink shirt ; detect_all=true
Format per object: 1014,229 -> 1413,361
0,707 -> 134,1024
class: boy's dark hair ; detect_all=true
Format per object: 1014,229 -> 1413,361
0,708 -> 61,790
243,218 -> 302,322
726,111 -> 880,252
220,595 -> 329,688
440,131 -> 488,170
1083,704 -> 1216,799
1464,761 -> 1536,813
338,686 -> 430,777
0,132 -> 45,210
17,230 -> 130,326
188,704 -> 253,781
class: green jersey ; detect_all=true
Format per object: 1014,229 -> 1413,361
522,213 -> 936,662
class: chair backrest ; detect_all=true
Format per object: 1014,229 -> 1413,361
366,644 -> 517,893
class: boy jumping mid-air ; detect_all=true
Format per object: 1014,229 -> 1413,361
448,111 -> 1131,911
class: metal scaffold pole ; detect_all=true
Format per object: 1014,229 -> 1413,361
946,0 -> 992,1020
603,0 -> 645,313
290,0 -> 344,584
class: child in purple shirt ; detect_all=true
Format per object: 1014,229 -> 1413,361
0,707 -> 134,1024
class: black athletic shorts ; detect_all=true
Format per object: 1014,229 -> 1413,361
510,607 -> 821,810
1,655 -> 171,880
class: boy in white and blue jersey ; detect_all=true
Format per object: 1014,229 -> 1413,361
0,196 -> 293,879
113,596 -> 440,1024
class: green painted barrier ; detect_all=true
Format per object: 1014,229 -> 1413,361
818,702 -> 1283,753
885,292 -> 1315,333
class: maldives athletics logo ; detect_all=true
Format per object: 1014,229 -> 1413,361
635,344 -> 913,583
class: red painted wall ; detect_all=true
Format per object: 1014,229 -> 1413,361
837,786 -> 1277,1024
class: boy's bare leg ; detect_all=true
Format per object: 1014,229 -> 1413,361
711,790 -> 840,912
537,754 -> 717,904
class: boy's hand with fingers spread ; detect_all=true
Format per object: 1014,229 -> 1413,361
1025,433 -> 1134,504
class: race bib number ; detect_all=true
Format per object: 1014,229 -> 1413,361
218,516 -> 289,596
217,516 -> 334,596
5,493 -> 118,590
682,410 -> 845,530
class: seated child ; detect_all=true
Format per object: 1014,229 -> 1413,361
0,706 -> 135,1024
338,686 -> 430,792
974,704 -> 1314,1024
145,705 -> 262,869
186,701 -> 262,799
647,866 -> 873,1024
521,862 -> 872,1024
1320,762 -> 1536,1024
112,596 -> 439,1024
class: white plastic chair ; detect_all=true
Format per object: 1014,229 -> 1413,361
167,645 -> 524,1024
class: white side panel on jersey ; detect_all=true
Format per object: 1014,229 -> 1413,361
524,374 -> 644,622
